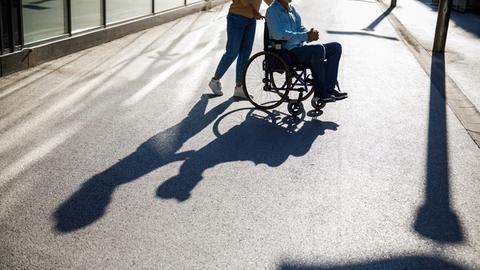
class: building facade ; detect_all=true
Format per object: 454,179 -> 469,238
0,0 -> 222,76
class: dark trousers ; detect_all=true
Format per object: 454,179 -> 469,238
291,42 -> 342,97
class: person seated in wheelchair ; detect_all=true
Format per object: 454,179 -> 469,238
265,0 -> 347,103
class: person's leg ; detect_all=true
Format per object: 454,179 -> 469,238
323,42 -> 342,90
236,18 -> 256,87
213,14 -> 248,80
291,45 -> 327,97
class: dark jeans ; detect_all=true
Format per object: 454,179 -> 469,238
291,42 -> 342,97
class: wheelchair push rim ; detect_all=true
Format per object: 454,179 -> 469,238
243,51 -> 292,110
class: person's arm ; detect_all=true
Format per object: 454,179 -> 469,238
266,7 -> 308,42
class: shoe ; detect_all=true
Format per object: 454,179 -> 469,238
319,93 -> 336,103
233,86 -> 250,99
328,88 -> 348,100
209,79 -> 223,96
305,77 -> 315,85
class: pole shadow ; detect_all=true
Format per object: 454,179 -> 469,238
279,255 -> 467,270
326,30 -> 399,41
363,6 -> 395,31
53,94 -> 233,233
348,0 -> 377,3
413,52 -> 463,243
156,108 -> 338,201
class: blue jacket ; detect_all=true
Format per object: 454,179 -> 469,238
266,0 -> 308,50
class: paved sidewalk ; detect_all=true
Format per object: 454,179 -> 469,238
382,0 -> 480,111
1,0 -> 479,269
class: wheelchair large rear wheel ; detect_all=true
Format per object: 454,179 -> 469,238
243,51 -> 291,110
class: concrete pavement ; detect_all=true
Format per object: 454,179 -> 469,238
1,0 -> 479,269
381,0 -> 480,111
375,0 -> 480,147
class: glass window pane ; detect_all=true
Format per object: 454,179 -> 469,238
23,0 -> 66,44
107,0 -> 152,24
155,0 -> 184,13
72,0 -> 102,32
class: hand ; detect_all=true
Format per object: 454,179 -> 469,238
249,4 -> 265,20
308,28 -> 319,42
253,10 -> 265,20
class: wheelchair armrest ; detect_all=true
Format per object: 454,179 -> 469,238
268,39 -> 288,50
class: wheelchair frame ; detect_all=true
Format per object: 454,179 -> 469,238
242,24 -> 325,116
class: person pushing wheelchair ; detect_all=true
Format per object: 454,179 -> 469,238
266,0 -> 348,103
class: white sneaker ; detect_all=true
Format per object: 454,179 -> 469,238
208,79 -> 223,96
233,86 -> 249,99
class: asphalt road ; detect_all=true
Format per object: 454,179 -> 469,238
1,0 -> 479,269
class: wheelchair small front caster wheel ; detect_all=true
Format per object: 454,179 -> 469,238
287,101 -> 304,116
311,97 -> 326,111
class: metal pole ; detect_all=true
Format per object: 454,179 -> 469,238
7,0 -> 14,52
152,0 -> 155,14
433,0 -> 452,52
0,1 -> 5,54
102,0 -> 107,27
66,0 -> 72,36
18,0 -> 24,46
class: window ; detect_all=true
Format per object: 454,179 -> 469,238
107,0 -> 152,24
186,0 -> 204,4
23,0 -> 66,44
155,0 -> 184,13
72,0 -> 102,32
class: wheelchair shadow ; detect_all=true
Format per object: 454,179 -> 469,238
156,109 -> 338,201
54,94 -> 233,233
54,94 -> 336,233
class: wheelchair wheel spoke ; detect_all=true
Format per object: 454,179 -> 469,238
243,51 -> 290,110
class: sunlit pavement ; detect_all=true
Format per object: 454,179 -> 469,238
1,1 -> 479,269
381,0 -> 480,111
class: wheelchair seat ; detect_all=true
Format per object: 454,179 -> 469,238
263,23 -> 307,70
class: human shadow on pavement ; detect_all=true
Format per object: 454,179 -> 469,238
156,108 -> 338,201
54,94 -> 233,232
413,53 -> 464,243
279,255 -> 467,270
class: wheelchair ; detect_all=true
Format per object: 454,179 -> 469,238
242,24 -> 340,116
